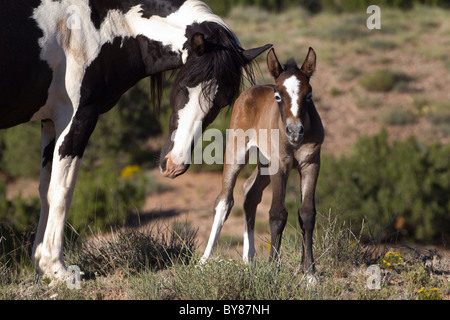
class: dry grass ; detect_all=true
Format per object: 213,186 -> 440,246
1,214 -> 448,300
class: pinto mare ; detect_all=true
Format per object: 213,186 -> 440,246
202,48 -> 324,281
0,0 -> 271,280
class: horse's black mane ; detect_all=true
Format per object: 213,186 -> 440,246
175,22 -> 259,111
150,22 -> 261,114
150,73 -> 164,115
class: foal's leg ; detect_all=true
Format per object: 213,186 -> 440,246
201,162 -> 245,261
268,170 -> 289,262
32,120 -> 56,275
297,155 -> 320,281
242,165 -> 270,262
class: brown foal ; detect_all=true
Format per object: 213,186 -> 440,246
201,47 -> 324,281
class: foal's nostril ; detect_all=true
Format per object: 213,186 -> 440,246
160,157 -> 168,172
299,125 -> 304,135
286,124 -> 303,136
286,123 -> 304,145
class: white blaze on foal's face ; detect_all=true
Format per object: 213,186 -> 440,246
283,75 -> 301,117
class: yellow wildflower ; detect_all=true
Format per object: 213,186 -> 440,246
121,165 -> 141,179
417,287 -> 443,300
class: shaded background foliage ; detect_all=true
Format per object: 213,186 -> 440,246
207,0 -> 450,15
316,130 -> 450,243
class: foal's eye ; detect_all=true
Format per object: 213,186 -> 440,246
274,92 -> 282,102
306,92 -> 313,102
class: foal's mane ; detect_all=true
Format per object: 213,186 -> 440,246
284,58 -> 300,72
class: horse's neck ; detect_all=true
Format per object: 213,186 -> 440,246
123,0 -> 231,62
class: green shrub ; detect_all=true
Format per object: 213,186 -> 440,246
0,175 -> 39,273
205,0 -> 450,15
0,175 -> 40,243
381,107 -> 416,125
69,160 -> 147,234
317,129 -> 450,242
359,69 -> 411,92
0,122 -> 41,179
427,108 -> 450,137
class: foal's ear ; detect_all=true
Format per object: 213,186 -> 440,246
190,32 -> 206,56
267,48 -> 283,79
300,47 -> 316,78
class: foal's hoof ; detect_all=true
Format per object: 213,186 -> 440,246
306,274 -> 319,287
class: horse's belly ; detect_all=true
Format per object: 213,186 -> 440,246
0,2 -> 54,129
0,67 -> 53,129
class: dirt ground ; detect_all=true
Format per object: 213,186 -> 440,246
141,168 -> 273,257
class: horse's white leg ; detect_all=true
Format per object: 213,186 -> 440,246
37,106 -> 98,280
32,120 -> 56,275
38,154 -> 81,279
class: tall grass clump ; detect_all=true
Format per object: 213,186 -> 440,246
163,250 -> 307,300
67,223 -> 197,277
313,212 -> 378,270
0,224 -> 36,286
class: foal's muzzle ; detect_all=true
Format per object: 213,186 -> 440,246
286,123 -> 304,146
